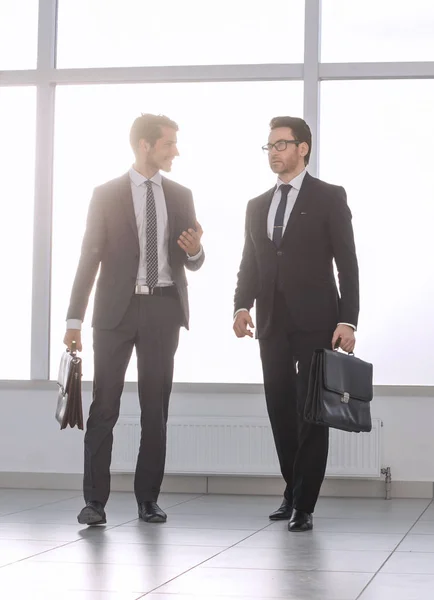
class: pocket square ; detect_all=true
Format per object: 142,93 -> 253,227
300,211 -> 307,215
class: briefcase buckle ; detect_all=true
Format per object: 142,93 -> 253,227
341,392 -> 350,404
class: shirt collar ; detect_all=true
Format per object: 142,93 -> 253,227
277,168 -> 307,192
129,166 -> 162,188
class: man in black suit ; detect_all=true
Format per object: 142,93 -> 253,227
233,116 -> 359,532
64,114 -> 204,526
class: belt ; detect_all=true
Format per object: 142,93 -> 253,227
134,284 -> 177,297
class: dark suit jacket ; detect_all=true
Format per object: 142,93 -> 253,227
234,172 -> 359,339
67,172 -> 205,330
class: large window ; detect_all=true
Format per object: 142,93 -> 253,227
0,1 -> 39,70
320,80 -> 434,385
4,0 -> 434,387
56,0 -> 304,68
50,82 -> 303,382
322,0 -> 434,62
0,87 -> 36,379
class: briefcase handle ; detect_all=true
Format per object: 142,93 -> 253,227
334,337 -> 355,356
68,340 -> 81,364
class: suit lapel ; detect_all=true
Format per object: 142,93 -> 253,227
161,177 -> 176,243
280,171 -> 313,244
258,186 -> 277,245
119,172 -> 139,245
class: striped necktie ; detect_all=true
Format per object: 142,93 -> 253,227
145,180 -> 158,288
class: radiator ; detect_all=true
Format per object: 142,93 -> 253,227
112,416 -> 382,478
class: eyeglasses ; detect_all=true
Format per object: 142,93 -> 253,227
262,139 -> 300,153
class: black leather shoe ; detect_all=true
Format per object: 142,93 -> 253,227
269,498 -> 293,520
288,509 -> 313,532
77,501 -> 106,526
138,501 -> 167,523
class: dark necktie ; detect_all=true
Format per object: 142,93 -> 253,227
145,180 -> 158,288
272,184 -> 292,246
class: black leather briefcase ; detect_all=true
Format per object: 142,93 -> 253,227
304,349 -> 373,433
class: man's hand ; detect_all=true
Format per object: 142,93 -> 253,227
63,329 -> 82,352
177,220 -> 203,256
332,324 -> 355,353
233,310 -> 255,338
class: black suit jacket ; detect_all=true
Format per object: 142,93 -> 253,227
67,172 -> 205,330
234,172 -> 359,339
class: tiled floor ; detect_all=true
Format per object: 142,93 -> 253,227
0,490 -> 434,599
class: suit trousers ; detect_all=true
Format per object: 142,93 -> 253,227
83,293 -> 181,506
259,291 -> 333,513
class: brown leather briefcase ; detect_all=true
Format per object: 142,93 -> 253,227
55,342 -> 84,430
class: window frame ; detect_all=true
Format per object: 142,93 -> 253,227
1,0 -> 433,391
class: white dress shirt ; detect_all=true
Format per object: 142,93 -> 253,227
130,167 -> 173,287
267,170 -> 307,239
67,167 -> 202,330
235,169 -> 355,330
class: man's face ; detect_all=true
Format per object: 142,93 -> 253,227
267,127 -> 307,176
142,126 -> 179,172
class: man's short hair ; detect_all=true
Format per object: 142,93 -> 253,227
130,113 -> 178,153
270,116 -> 312,165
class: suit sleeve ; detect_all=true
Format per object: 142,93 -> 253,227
184,190 -> 205,272
234,201 -> 259,314
328,187 -> 360,328
66,188 -> 106,321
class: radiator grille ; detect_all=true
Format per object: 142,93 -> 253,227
112,416 -> 382,478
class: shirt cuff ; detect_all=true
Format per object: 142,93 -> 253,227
233,308 -> 249,320
187,245 -> 203,261
67,319 -> 82,330
338,322 -> 357,331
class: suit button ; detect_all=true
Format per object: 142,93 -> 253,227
277,250 -> 283,256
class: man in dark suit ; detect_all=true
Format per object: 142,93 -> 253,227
233,116 -> 359,532
64,114 -> 204,526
